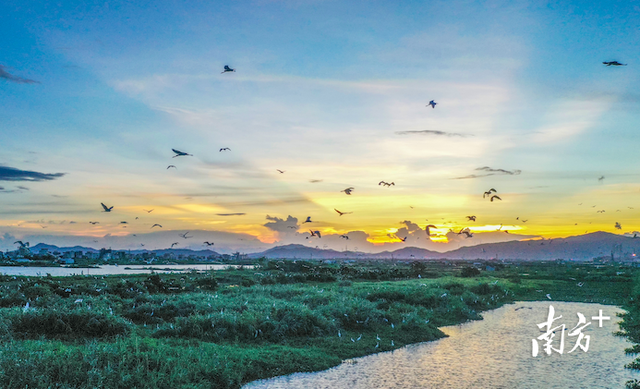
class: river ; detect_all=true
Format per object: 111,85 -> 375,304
0,264 -> 252,276
244,302 -> 639,389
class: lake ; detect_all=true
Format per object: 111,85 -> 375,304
0,264 -> 252,276
244,302 -> 639,389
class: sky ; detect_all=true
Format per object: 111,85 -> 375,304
1,0 -> 639,253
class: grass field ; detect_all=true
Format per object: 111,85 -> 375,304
0,260 -> 636,389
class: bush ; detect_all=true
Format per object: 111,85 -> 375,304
9,310 -> 130,340
460,267 -> 481,277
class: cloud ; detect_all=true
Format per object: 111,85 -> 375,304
0,166 -> 65,182
0,65 -> 40,84
395,130 -> 472,137
216,213 -> 246,216
455,166 -> 521,179
263,215 -> 299,233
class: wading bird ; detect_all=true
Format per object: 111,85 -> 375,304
221,65 -> 235,73
220,148 -> 231,152
466,216 -> 476,222
341,187 -> 354,195
334,209 -> 352,216
101,203 -> 114,212
603,61 -> 627,66
172,149 -> 192,158
167,165 -> 176,169
151,224 -> 162,229
490,195 -> 502,202
483,188 -> 497,198
427,100 -> 437,108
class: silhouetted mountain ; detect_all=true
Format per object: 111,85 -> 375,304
249,244 -> 364,259
28,243 -> 219,257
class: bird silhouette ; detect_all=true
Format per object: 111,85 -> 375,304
151,224 -> 162,229
221,65 -> 236,73
490,195 -> 502,202
220,148 -> 231,152
101,203 -> 114,212
427,100 -> 437,108
458,228 -> 473,238
378,181 -> 395,187
340,235 -> 349,240
334,209 -> 352,216
615,222 -> 622,230
341,187 -> 354,195
309,230 -> 322,238
203,241 -> 215,246
425,225 -> 437,236
398,236 -> 407,242
167,165 -> 177,169
180,232 -> 192,239
143,209 -> 154,213
466,216 -> 476,222
303,216 -> 313,223
170,242 -> 179,248
172,149 -> 192,158
89,221 -> 99,225
276,169 -> 285,173
483,188 -> 497,198
603,61 -> 627,66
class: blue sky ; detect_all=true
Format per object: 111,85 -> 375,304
1,0 -> 639,252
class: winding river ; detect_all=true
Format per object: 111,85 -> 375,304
244,302 -> 639,389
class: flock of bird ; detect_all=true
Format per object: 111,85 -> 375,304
80,61 -> 630,251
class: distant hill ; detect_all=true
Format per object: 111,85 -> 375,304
29,243 -> 219,257
25,232 -> 640,261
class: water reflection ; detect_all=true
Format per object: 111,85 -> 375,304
244,302 -> 639,389
0,264 -> 251,277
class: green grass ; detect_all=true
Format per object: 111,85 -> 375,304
0,260 -> 635,388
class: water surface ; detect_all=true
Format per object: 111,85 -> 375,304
0,264 -> 251,276
244,302 -> 638,389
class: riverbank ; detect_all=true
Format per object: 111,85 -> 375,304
0,261 -> 634,389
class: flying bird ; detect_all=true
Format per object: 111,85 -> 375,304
180,232 -> 193,239
151,224 -> 162,229
120,221 -> 128,224
303,216 -> 313,223
615,222 -> 622,230
341,187 -> 354,195
398,236 -> 407,242
334,209 -> 352,216
101,203 -> 114,212
143,209 -> 154,213
14,241 -> 29,248
466,216 -> 476,222
598,176 -> 605,182
425,225 -> 437,236
89,221 -> 99,225
170,242 -> 179,248
378,181 -> 395,187
309,230 -> 322,238
167,165 -> 177,170
340,235 -> 349,240
276,169 -> 285,173
483,188 -> 497,198
172,149 -> 192,158
458,228 -> 473,238
427,100 -> 437,108
221,65 -> 236,73
603,61 -> 627,66
220,148 -> 231,152
490,195 -> 502,202
203,241 -> 215,246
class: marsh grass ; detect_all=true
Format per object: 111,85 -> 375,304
0,261 -> 634,388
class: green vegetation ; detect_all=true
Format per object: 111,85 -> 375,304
0,260 -> 635,389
